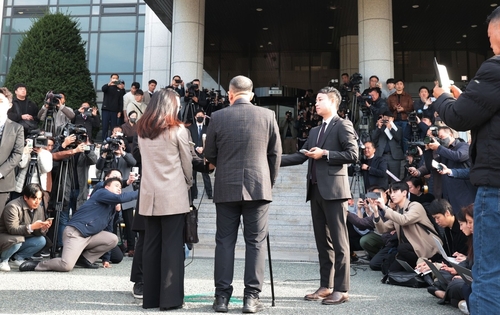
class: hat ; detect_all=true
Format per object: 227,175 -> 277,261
14,83 -> 26,91
382,110 -> 394,118
135,89 -> 143,96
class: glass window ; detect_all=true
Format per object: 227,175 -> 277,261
11,18 -> 33,33
0,35 -> 10,73
3,18 -> 11,32
98,32 -> 135,73
14,0 -> 47,4
100,16 -> 136,31
92,6 -> 100,15
7,0 -> 13,6
136,32 -> 143,72
139,4 -> 145,14
58,6 -> 91,15
88,33 -> 98,72
80,32 -> 89,47
102,6 -> 136,14
137,15 -> 144,31
5,7 -> 11,17
0,76 -> 5,86
9,34 -> 22,69
76,17 -> 90,31
50,0 -> 57,5
102,0 -> 138,3
59,0 -> 91,4
91,17 -> 99,31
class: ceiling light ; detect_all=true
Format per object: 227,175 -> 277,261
256,8 -> 263,11
491,3 -> 498,7
268,41 -> 272,45
394,41 -> 399,44
210,43 -> 215,46
259,45 -> 263,48
412,5 -> 419,8
328,26 -> 334,29
471,24 -> 477,28
18,11 -> 24,14
329,5 -> 337,10
262,27 -> 268,31
402,25 -> 408,28
456,41 -> 462,44
327,42 -> 332,44
463,34 -> 467,38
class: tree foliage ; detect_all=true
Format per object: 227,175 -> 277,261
5,12 -> 95,109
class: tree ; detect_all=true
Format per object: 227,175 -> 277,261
5,12 -> 96,111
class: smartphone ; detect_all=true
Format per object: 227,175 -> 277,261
431,159 -> 443,171
366,192 -> 381,199
299,149 -> 309,154
46,217 -> 54,221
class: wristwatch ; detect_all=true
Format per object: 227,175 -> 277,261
322,150 -> 328,160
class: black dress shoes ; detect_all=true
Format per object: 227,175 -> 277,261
213,295 -> 229,313
19,260 -> 39,272
75,255 -> 99,269
242,296 -> 264,313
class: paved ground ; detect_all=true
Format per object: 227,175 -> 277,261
0,255 -> 463,315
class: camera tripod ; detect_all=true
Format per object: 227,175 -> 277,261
43,114 -> 55,136
350,163 -> 366,198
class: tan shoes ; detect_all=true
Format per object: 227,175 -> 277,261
321,291 -> 349,305
304,287 -> 333,301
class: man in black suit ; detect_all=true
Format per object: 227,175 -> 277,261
188,109 -> 213,201
205,75 -> 281,313
0,87 -> 24,211
281,86 -> 358,305
360,141 -> 388,190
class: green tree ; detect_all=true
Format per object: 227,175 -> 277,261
5,12 -> 96,110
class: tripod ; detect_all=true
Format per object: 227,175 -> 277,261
43,115 -> 55,136
182,100 -> 198,125
349,164 -> 366,198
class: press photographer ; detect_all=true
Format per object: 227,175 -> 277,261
38,92 -> 75,135
279,110 -> 298,154
72,102 -> 100,137
97,134 -> 136,181
184,79 -> 207,110
364,87 -> 389,126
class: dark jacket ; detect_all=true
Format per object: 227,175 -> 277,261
8,98 -> 40,135
441,217 -> 468,257
434,55 -> 500,187
72,110 -> 100,137
68,188 -> 138,238
101,84 -> 125,113
387,91 -> 414,121
361,156 -> 388,190
371,124 -> 405,160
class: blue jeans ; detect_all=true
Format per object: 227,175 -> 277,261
0,236 -> 46,261
469,186 -> 500,314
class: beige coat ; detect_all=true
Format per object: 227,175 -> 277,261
138,125 -> 193,216
375,199 -> 441,259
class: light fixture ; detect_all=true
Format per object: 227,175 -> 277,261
471,24 -> 477,28
402,25 -> 408,28
463,34 -> 467,38
327,42 -> 332,44
18,11 -> 24,14
456,41 -> 462,44
268,41 -> 272,45
259,45 -> 263,48
328,26 -> 334,29
394,41 -> 399,44
412,4 -> 419,8
262,27 -> 268,31
491,3 -> 498,7
329,5 -> 337,10
256,8 -> 263,11
210,43 -> 215,46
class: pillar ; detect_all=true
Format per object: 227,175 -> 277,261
340,35 -> 359,78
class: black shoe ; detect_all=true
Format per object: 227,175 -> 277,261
208,195 -> 213,199
242,296 -> 264,313
75,255 -> 99,269
133,282 -> 143,299
19,260 -> 39,272
212,295 -> 229,313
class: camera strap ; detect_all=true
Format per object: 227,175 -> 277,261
133,103 -> 143,115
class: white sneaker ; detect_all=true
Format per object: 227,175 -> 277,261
11,259 -> 24,267
458,300 -> 469,314
0,260 -> 10,271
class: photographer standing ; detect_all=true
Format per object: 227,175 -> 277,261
365,87 -> 389,126
38,92 -> 75,134
7,83 -> 39,137
72,102 -> 100,138
279,110 -> 298,154
101,74 -> 126,141
184,79 -> 207,111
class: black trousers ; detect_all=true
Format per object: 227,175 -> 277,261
130,230 -> 145,284
310,185 -> 350,291
142,214 -> 185,309
122,208 -> 135,250
214,200 -> 270,299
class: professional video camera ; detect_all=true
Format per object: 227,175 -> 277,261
58,123 -> 88,149
187,82 -> 199,98
26,129 -> 48,148
45,91 -> 63,108
102,136 -> 123,153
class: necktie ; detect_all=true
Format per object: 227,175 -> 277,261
311,122 -> 327,184
198,125 -> 202,141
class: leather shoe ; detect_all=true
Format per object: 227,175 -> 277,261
304,287 -> 332,301
19,260 -> 39,272
322,291 -> 349,305
427,285 -> 439,297
212,295 -> 228,313
75,255 -> 99,269
242,296 -> 264,313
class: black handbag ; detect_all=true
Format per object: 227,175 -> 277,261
383,271 -> 433,288
184,205 -> 199,244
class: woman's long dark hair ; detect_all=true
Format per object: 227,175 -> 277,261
136,88 -> 181,140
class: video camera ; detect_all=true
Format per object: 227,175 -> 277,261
187,82 -> 199,98
59,123 -> 88,149
102,136 -> 123,153
26,129 -> 48,148
45,91 -> 64,107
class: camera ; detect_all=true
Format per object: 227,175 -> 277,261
82,107 -> 92,118
102,137 -> 123,153
175,79 -> 183,84
45,91 -> 63,108
424,136 -> 435,144
26,129 -> 48,148
361,95 -> 372,103
428,126 -> 438,137
60,123 -> 88,149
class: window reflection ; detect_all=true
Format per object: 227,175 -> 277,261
98,33 -> 135,73
11,18 -> 33,33
100,16 -> 136,31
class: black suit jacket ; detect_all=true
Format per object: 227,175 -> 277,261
361,155 -> 388,190
371,125 -> 405,160
188,123 -> 208,158
281,116 -> 358,201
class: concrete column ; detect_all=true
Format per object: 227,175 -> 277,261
171,0 -> 205,82
142,6 -> 172,89
340,35 -> 359,78
358,0 -> 394,87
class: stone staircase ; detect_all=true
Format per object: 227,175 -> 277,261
193,162 -> 319,262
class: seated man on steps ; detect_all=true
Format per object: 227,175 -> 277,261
19,177 -> 138,272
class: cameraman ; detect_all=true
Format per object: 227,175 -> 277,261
404,114 -> 432,144
184,79 -> 207,110
279,110 -> 298,154
38,92 -> 75,134
365,87 -> 389,126
96,136 -> 136,181
170,75 -> 185,96
72,102 -> 100,138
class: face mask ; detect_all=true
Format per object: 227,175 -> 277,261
196,117 -> 204,123
440,137 -> 451,147
129,118 -> 137,124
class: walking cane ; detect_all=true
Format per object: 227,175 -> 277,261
267,232 -> 276,306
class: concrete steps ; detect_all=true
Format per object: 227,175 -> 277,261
193,162 -> 319,262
